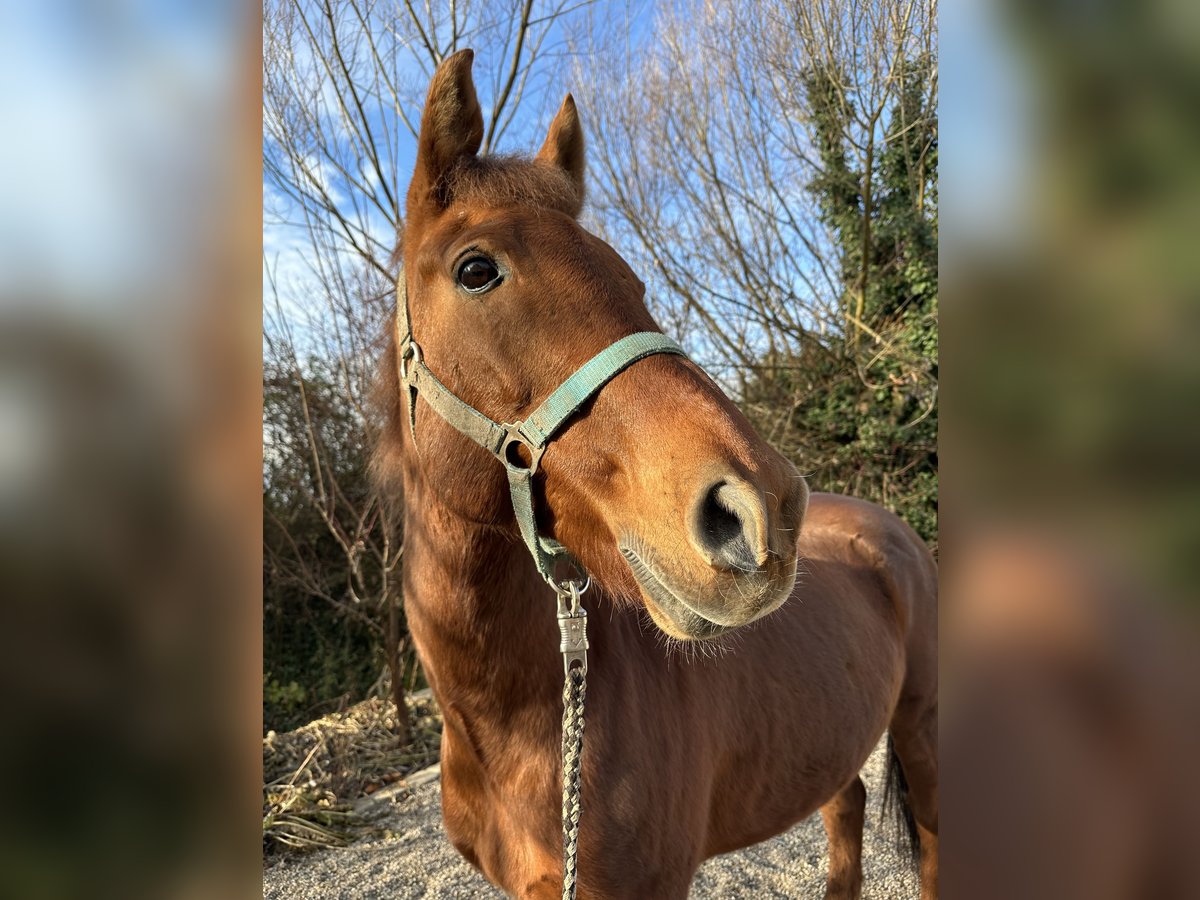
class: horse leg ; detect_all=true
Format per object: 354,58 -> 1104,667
820,775 -> 866,899
890,700 -> 939,900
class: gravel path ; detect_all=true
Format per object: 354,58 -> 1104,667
263,739 -> 919,899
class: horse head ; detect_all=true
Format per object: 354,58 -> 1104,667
392,50 -> 807,640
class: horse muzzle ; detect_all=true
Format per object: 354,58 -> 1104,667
618,469 -> 806,641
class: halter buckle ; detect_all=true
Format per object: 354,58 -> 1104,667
556,580 -> 589,675
398,340 -> 422,382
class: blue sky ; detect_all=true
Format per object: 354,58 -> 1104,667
0,0 -> 1020,315
261,0 -> 662,345
0,0 -> 241,305
940,0 -> 1033,254
259,0 -> 1015,365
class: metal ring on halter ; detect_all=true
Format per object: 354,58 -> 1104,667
554,571 -> 590,599
500,423 -> 545,475
399,341 -> 422,380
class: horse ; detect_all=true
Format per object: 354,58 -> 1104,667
372,49 -> 938,900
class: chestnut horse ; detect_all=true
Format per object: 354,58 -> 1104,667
374,50 -> 938,900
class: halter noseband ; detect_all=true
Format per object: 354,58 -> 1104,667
394,272 -> 686,593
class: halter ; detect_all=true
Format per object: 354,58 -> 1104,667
394,272 -> 685,600
394,270 -> 685,898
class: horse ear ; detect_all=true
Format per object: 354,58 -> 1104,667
410,49 -> 484,210
536,94 -> 585,212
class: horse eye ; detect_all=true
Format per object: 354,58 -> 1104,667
456,256 -> 501,293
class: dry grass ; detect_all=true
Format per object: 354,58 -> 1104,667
263,693 -> 443,855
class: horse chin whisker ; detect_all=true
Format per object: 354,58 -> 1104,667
651,620 -> 741,663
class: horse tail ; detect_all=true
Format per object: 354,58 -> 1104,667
882,732 -> 922,869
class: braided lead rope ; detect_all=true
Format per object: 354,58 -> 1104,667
557,582 -> 589,900
561,666 -> 586,900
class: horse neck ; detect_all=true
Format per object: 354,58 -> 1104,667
401,457 -> 563,714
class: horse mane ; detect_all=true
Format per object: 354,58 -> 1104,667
369,328 -> 405,510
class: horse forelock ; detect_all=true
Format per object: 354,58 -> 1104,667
390,153 -> 583,273
445,154 -> 583,217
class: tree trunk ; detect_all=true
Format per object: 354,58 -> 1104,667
386,589 -> 411,744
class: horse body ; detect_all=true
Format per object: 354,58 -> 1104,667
378,50 -> 938,899
402,459 -> 934,898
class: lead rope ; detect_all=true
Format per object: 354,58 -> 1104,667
557,581 -> 589,900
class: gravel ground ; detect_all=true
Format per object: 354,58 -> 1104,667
263,739 -> 919,899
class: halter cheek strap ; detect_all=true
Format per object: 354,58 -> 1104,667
394,274 -> 686,588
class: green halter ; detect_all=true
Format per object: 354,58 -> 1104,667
394,273 -> 686,590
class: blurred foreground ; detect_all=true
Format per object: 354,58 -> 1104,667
0,1 -> 262,898
942,0 -> 1200,895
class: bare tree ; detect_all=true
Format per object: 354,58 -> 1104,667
264,258 -> 412,736
575,0 -> 938,538
264,0 -> 595,278
578,0 -> 935,369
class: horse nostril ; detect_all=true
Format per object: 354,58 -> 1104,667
692,480 -> 764,574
